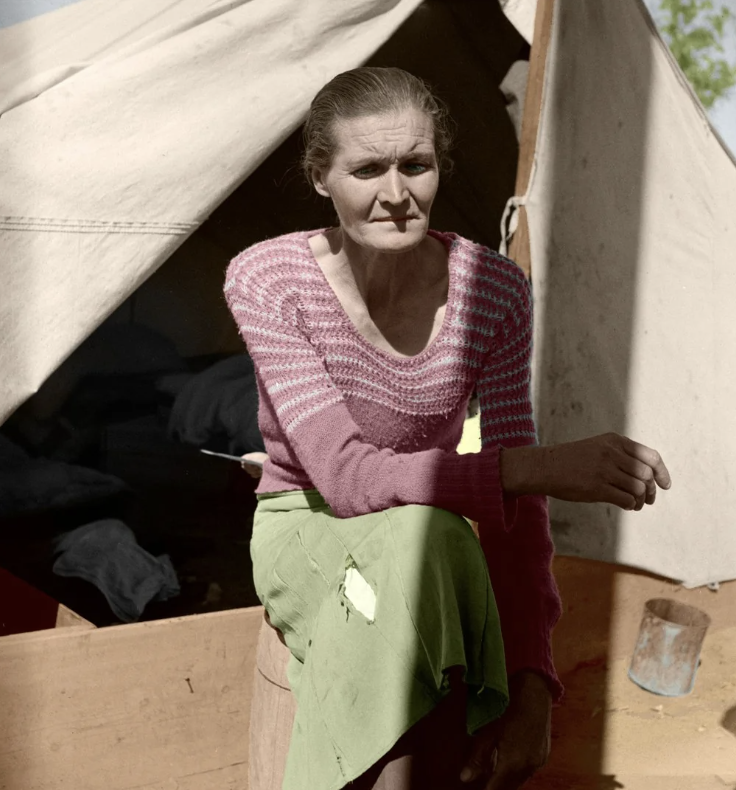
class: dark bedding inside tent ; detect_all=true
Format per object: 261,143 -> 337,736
0,0 -> 527,626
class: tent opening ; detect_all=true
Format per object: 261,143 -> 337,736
0,0 -> 528,627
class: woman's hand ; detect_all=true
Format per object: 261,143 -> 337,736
502,433 -> 672,511
538,433 -> 671,511
460,671 -> 552,789
241,452 -> 268,479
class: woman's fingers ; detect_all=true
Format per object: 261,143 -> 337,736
601,483 -> 638,511
543,434 -> 670,509
645,476 -> 657,506
621,438 -> 672,490
607,466 -> 647,508
241,451 -> 268,479
640,472 -> 656,507
460,723 -> 500,784
617,437 -> 672,510
615,455 -> 657,509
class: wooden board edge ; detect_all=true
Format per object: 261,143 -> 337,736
508,0 -> 555,278
55,603 -> 95,630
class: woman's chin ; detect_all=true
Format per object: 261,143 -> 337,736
355,222 -> 428,254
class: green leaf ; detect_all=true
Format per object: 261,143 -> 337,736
657,0 -> 736,107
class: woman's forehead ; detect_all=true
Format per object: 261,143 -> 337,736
332,110 -> 435,158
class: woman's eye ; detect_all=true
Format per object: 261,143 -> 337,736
353,166 -> 378,178
403,162 -> 429,174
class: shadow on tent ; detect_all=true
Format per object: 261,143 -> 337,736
414,0 -> 655,786
524,1 -> 654,786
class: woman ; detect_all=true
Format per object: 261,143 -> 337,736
226,67 -> 671,790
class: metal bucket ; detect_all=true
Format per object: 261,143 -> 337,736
628,597 -> 711,697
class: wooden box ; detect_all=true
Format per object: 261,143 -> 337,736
1,561 -> 734,789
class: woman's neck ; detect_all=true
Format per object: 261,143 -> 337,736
320,227 -> 446,309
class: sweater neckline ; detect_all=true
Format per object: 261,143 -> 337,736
300,228 -> 458,365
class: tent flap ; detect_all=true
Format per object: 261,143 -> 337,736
0,0 -> 423,424
525,0 -> 736,586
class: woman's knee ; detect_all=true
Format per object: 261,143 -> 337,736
395,505 -> 478,549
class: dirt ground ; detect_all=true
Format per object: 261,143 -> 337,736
527,558 -> 736,789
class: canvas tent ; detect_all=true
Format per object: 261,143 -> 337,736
2,0 -> 736,588
3,3 -> 736,789
521,0 -> 736,589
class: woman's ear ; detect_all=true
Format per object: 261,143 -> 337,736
312,168 -> 330,198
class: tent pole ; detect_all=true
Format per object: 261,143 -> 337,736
507,0 -> 556,279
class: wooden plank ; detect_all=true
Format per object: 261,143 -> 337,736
0,606 -> 263,789
55,603 -> 95,630
514,0 -> 555,198
508,0 -> 556,278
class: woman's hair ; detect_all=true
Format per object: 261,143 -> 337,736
302,66 -> 455,183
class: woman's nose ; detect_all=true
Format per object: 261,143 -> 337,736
377,168 -> 409,204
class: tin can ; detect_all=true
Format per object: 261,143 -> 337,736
628,597 -> 711,697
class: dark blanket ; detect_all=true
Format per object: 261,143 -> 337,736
167,354 -> 264,455
0,434 -> 127,518
53,519 -> 180,622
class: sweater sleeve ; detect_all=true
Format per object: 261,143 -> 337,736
224,248 -> 514,527
476,271 -> 564,702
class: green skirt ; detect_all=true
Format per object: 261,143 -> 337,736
251,490 -> 509,790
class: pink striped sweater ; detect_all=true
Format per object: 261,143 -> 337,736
225,229 -> 563,701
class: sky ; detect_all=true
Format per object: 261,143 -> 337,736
1,0 -> 734,155
0,0 -> 82,28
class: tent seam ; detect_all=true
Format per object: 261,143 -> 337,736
0,217 -> 198,234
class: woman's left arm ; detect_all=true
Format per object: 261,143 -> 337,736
461,267 -> 562,788
474,268 -> 563,701
480,495 -> 562,698
466,496 -> 561,788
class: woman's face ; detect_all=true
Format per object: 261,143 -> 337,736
312,109 -> 439,255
